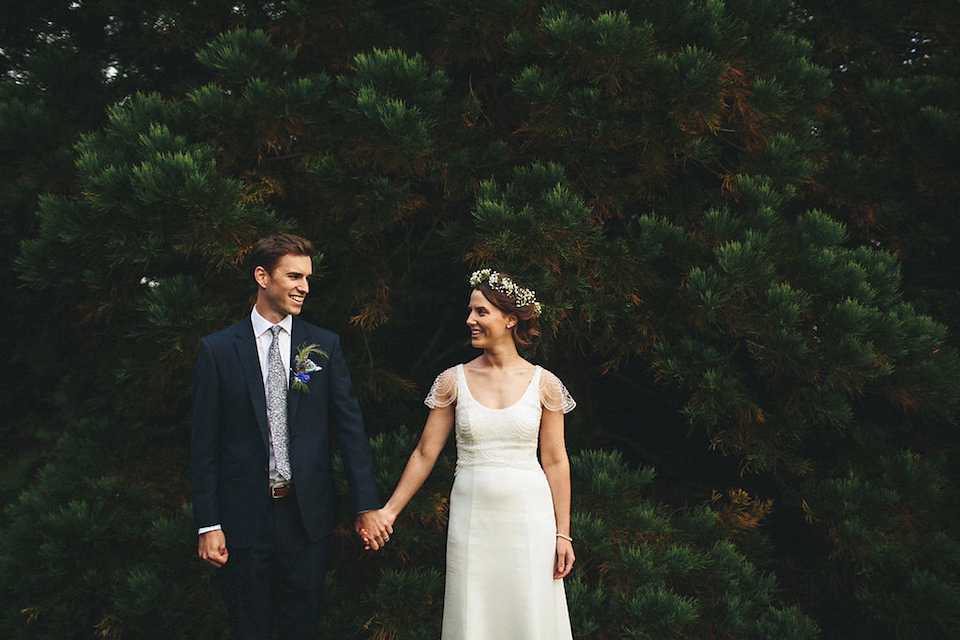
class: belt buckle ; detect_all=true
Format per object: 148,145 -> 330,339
270,484 -> 290,499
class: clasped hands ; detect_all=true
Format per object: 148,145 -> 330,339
355,507 -> 396,551
197,508 -> 396,568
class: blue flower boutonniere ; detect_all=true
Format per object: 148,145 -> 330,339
291,343 -> 328,393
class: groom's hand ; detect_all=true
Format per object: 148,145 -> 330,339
198,530 -> 229,567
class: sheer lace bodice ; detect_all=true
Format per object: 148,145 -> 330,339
425,364 -> 576,471
425,364 -> 576,413
454,364 -> 543,470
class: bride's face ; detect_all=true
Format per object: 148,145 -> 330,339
466,289 -> 516,349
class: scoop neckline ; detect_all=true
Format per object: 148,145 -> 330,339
458,364 -> 540,411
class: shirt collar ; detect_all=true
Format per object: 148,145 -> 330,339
250,306 -> 293,339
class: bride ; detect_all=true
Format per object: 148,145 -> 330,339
364,269 -> 576,639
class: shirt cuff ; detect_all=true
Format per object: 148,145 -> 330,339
198,524 -> 222,535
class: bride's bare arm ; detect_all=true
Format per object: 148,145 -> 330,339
380,405 -> 456,523
540,408 -> 575,579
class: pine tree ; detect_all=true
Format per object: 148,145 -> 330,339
789,0 -> 960,335
4,2 -> 960,638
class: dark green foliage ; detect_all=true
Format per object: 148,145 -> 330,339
647,177 -> 960,477
562,449 -> 819,640
0,419 -> 216,639
16,90 -> 270,419
790,1 -> 960,333
3,2 -> 960,639
803,452 -> 960,638
505,0 -> 828,220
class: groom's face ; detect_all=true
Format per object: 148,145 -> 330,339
255,253 -> 313,323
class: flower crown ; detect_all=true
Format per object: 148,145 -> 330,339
469,268 -> 542,317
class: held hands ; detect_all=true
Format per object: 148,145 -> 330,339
355,508 -> 396,551
554,536 -> 575,579
198,530 -> 229,568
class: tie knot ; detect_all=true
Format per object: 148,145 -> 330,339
270,325 -> 282,338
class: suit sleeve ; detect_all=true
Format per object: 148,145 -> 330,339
190,338 -> 222,529
327,335 -> 381,513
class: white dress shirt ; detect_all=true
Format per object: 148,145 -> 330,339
251,307 -> 293,391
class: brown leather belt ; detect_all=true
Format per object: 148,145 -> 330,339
270,484 -> 295,499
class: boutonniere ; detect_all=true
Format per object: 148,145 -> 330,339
291,343 -> 328,393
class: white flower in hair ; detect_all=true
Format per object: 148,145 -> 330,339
469,269 -> 542,316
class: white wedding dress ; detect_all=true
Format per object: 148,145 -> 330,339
425,364 -> 576,640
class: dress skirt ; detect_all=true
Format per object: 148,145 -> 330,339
441,463 -> 572,640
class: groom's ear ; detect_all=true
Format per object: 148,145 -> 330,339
253,265 -> 270,289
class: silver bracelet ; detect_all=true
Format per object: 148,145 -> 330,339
556,533 -> 573,542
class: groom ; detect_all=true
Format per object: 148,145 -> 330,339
190,233 -> 392,640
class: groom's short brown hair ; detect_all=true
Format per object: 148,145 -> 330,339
248,233 -> 315,278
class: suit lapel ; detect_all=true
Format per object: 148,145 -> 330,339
234,318 -> 271,454
287,317 -> 304,427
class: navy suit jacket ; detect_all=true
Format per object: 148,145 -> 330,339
190,316 -> 380,548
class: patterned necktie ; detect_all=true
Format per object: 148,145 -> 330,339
267,325 -> 291,481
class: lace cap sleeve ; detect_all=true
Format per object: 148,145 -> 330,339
539,369 -> 576,414
424,367 -> 458,408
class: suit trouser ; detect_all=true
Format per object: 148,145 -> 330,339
219,495 -> 328,640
